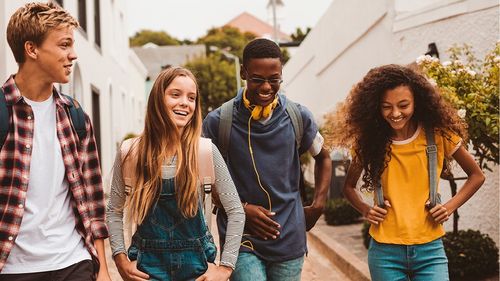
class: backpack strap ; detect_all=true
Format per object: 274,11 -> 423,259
0,88 -> 9,151
198,137 -> 216,231
218,98 -> 235,159
285,98 -> 303,148
61,94 -> 86,143
375,126 -> 439,208
424,127 -> 440,208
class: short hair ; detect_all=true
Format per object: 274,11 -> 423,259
7,2 -> 79,63
242,38 -> 283,67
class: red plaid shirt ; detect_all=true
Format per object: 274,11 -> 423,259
0,76 -> 109,271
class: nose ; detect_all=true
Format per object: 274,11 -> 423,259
391,107 -> 401,117
260,80 -> 273,91
179,96 -> 188,106
69,47 -> 77,61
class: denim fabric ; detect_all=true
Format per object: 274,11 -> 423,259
230,252 -> 304,281
128,178 -> 217,281
368,238 -> 449,281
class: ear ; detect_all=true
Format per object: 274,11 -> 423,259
24,41 -> 38,60
240,64 -> 246,81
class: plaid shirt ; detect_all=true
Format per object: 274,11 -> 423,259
0,76 -> 109,271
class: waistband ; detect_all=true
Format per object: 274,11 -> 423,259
132,233 -> 213,250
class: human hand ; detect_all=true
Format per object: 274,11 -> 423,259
428,203 -> 449,224
96,270 -> 112,281
244,203 -> 281,240
114,254 -> 150,281
303,204 -> 324,231
363,200 -> 391,225
195,263 -> 233,281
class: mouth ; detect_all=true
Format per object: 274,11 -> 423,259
389,116 -> 404,123
257,92 -> 275,102
64,64 -> 72,73
173,110 -> 188,116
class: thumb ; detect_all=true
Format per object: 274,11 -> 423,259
384,200 -> 392,208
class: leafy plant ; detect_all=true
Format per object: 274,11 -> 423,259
443,230 -> 499,280
324,198 -> 361,225
361,221 -> 371,249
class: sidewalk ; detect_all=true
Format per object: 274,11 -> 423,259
308,217 -> 370,281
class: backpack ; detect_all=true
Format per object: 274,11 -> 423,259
217,94 -> 304,159
120,137 -> 218,231
0,87 -> 87,150
375,127 -> 440,208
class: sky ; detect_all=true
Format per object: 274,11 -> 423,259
126,0 -> 334,41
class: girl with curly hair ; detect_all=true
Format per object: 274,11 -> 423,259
339,64 -> 485,281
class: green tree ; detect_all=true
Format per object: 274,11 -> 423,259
417,43 -> 499,233
184,53 -> 237,117
129,29 -> 181,47
291,27 -> 311,43
196,26 -> 256,59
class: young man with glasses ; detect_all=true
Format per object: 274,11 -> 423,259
203,38 -> 332,281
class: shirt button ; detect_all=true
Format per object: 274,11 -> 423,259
23,175 -> 28,180
18,204 -> 23,209
8,236 -> 13,241
27,115 -> 32,120
26,144 -> 31,149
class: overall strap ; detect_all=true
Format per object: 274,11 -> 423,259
424,127 -> 439,208
0,88 -> 8,150
375,127 -> 439,208
199,137 -> 216,231
218,98 -> 235,159
61,94 -> 86,143
285,99 -> 303,148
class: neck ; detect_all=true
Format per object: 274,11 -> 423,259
391,120 -> 418,141
15,67 -> 54,102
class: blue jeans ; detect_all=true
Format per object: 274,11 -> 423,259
368,238 -> 449,281
230,252 -> 304,281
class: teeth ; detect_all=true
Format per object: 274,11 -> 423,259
173,110 -> 188,116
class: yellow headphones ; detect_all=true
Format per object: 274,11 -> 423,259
242,89 -> 279,120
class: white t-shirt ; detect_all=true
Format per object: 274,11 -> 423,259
2,95 -> 91,273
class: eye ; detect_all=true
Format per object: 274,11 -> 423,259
250,77 -> 265,84
382,105 -> 392,110
269,78 -> 282,84
188,96 -> 196,102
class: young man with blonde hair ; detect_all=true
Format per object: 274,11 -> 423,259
0,2 -> 111,280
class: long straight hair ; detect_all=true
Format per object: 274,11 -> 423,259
124,67 -> 202,225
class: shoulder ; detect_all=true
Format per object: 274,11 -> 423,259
120,137 -> 140,160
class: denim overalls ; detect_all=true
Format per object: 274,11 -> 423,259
128,177 -> 217,281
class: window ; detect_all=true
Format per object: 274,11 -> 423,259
53,0 -> 63,7
78,0 -> 87,32
91,86 -> 102,159
94,0 -> 101,47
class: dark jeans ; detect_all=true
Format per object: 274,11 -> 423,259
0,260 -> 94,281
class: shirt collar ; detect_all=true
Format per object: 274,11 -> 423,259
2,75 -> 71,107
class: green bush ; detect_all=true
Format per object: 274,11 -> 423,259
443,230 -> 499,280
324,198 -> 361,226
361,221 -> 371,249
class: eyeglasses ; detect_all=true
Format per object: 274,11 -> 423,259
244,68 -> 283,86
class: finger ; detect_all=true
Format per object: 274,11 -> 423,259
372,206 -> 388,215
369,208 -> 387,219
195,275 -> 206,281
252,222 -> 279,239
131,268 -> 150,280
384,200 -> 392,208
258,210 -> 281,228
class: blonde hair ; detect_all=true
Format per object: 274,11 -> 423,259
124,67 -> 202,225
7,2 -> 79,63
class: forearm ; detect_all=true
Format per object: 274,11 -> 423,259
311,149 -> 332,209
95,239 -> 110,275
444,172 -> 485,214
343,185 -> 371,217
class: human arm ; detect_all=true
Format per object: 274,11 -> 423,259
429,146 -> 485,223
303,148 -> 332,231
106,147 -> 150,281
95,239 -> 112,281
342,159 -> 390,225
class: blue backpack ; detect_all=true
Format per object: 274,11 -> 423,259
0,87 -> 87,150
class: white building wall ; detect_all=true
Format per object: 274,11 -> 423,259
0,0 -> 148,192
284,0 -> 499,245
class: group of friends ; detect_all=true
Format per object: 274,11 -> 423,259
0,3 -> 485,281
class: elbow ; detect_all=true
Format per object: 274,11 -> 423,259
478,171 -> 486,187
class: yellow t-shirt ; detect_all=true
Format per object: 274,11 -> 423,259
369,125 -> 462,245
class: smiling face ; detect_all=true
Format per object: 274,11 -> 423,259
35,26 -> 77,83
241,58 -> 282,107
380,85 -> 416,135
164,75 -> 197,133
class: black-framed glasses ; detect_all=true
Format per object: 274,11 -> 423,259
244,68 -> 283,86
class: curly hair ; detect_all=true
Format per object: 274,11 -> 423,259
243,38 -> 283,67
334,64 -> 467,191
